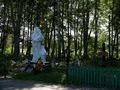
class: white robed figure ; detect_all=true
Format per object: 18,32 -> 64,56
31,26 -> 46,64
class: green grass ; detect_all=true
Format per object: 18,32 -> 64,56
13,71 -> 66,84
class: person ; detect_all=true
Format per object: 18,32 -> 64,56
31,26 -> 46,64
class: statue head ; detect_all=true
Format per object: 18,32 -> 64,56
34,26 -> 41,34
32,26 -> 44,42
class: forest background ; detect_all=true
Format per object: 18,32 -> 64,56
0,0 -> 120,66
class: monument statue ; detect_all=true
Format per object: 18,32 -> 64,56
31,26 -> 46,64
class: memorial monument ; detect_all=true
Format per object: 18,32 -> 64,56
31,26 -> 46,64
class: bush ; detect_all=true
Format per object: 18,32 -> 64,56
13,71 -> 66,84
0,59 -> 10,76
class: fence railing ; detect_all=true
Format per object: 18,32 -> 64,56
68,66 -> 120,88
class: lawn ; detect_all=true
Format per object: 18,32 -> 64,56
13,71 -> 66,84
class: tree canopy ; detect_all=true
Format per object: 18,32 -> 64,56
0,0 -> 119,61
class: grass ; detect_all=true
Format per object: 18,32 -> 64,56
13,71 -> 66,84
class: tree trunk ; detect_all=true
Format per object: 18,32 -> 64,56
83,0 -> 89,59
48,23 -> 52,56
111,0 -> 114,58
13,1 -> 22,60
116,31 -> 119,58
1,0 -> 6,54
10,0 -> 15,54
51,0 -> 56,57
108,15 -> 111,57
26,14 -> 30,56
22,15 -> 25,54
61,1 -> 65,59
93,0 -> 99,59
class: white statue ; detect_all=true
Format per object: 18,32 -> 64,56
31,26 -> 46,64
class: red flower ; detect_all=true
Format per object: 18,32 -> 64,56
36,60 -> 44,70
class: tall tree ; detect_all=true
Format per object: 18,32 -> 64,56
114,0 -> 120,58
13,0 -> 23,60
51,0 -> 56,57
93,0 -> 99,59
83,0 -> 90,59
1,0 -> 7,54
111,0 -> 115,58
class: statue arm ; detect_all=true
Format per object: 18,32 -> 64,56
32,34 -> 44,42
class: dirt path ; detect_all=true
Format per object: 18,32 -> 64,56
0,79 -> 114,90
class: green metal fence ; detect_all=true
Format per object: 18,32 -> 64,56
68,66 -> 120,88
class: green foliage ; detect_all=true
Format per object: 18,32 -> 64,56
0,54 -> 13,75
98,30 -> 107,46
0,59 -> 11,76
6,34 -> 12,47
53,61 -> 66,73
0,0 -> 120,63
14,71 -> 66,84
